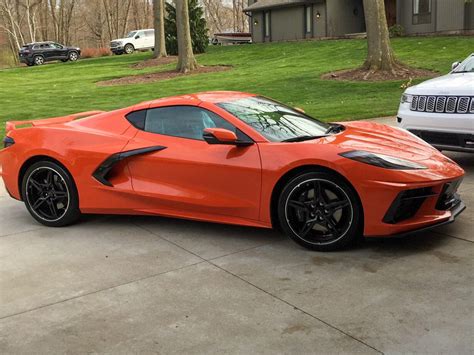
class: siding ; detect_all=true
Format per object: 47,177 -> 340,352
326,0 -> 365,36
270,7 -> 305,41
251,12 -> 264,43
313,2 -> 327,37
436,0 -> 465,31
398,0 -> 435,34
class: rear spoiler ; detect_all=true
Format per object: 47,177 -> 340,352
5,110 -> 105,134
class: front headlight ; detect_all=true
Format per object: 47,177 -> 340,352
340,150 -> 427,170
400,93 -> 413,104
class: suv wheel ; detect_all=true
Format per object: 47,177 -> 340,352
21,161 -> 81,227
124,44 -> 134,54
68,51 -> 79,61
34,55 -> 44,66
277,172 -> 362,251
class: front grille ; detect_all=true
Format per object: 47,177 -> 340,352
383,187 -> 435,224
110,41 -> 121,48
410,95 -> 474,114
408,129 -> 474,149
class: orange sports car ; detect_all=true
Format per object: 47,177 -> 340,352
0,92 -> 466,251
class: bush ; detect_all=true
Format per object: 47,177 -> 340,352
165,0 -> 209,56
389,24 -> 404,37
80,47 -> 111,59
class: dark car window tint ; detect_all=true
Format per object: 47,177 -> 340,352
125,110 -> 147,130
144,106 -> 236,141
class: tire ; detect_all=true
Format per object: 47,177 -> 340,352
61,59 -> 68,62
21,161 -> 81,227
68,51 -> 79,61
277,171 -> 362,252
33,55 -> 44,66
26,62 -> 34,67
124,44 -> 134,54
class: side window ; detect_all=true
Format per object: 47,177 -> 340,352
125,109 -> 146,130
144,106 -> 236,140
145,30 -> 154,37
135,31 -> 143,38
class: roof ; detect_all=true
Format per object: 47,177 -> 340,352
145,91 -> 256,108
244,0 -> 315,12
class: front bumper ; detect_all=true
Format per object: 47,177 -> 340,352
369,200 -> 465,238
397,103 -> 474,152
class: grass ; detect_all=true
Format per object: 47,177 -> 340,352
0,36 -> 471,137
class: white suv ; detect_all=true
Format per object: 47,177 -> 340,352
397,53 -> 474,153
110,29 -> 155,55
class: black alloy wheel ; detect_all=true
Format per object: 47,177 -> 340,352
278,172 -> 361,251
22,161 -> 80,227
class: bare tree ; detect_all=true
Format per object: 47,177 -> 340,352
175,0 -> 197,73
153,0 -> 166,58
362,0 -> 399,73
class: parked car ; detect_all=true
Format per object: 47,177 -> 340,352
398,53 -> 474,153
0,92 -> 465,251
19,42 -> 81,66
110,29 -> 155,55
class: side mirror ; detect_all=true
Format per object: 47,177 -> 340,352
203,128 -> 253,146
451,61 -> 461,71
135,35 -> 140,39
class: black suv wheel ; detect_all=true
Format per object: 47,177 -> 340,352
68,51 -> 79,61
33,55 -> 44,66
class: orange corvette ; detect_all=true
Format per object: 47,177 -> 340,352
0,92 -> 466,251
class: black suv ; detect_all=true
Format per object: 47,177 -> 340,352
19,42 -> 81,66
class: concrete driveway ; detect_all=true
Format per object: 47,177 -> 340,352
0,118 -> 472,354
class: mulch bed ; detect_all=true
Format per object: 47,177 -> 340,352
129,56 -> 178,69
321,67 -> 437,82
97,65 -> 232,86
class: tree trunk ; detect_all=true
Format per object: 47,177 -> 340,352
175,0 -> 197,73
362,0 -> 398,72
153,0 -> 167,58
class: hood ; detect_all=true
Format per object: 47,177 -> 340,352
111,38 -> 129,43
336,121 -> 447,163
406,73 -> 474,96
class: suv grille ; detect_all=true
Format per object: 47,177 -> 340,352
410,96 -> 474,114
110,41 -> 121,48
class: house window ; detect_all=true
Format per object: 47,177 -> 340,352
264,11 -> 270,37
305,6 -> 312,33
413,0 -> 431,25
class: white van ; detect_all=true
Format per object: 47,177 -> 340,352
110,29 -> 155,55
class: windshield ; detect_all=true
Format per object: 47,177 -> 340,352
126,31 -> 137,38
217,97 -> 330,142
452,56 -> 474,73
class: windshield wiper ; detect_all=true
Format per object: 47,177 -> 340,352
282,135 -> 328,142
325,123 -> 345,134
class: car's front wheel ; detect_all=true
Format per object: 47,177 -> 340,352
124,44 -> 134,54
21,161 -> 81,227
33,55 -> 44,66
68,51 -> 79,61
278,171 -> 362,251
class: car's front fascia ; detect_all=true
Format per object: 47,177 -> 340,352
397,55 -> 474,153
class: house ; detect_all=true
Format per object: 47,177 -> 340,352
244,0 -> 474,43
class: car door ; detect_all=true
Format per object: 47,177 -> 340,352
39,44 -> 54,60
124,105 -> 262,222
52,43 -> 68,59
133,31 -> 147,49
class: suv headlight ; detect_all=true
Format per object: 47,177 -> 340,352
401,93 -> 413,104
340,151 -> 427,170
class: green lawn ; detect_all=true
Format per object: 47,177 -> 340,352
0,36 -> 471,137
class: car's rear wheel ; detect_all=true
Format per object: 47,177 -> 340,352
124,44 -> 134,54
278,172 -> 362,251
33,55 -> 44,66
21,161 -> 81,227
68,51 -> 79,61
